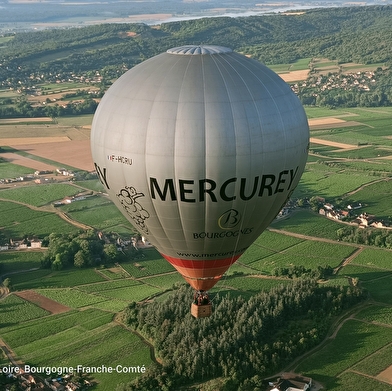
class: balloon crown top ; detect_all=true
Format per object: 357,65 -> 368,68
167,45 -> 233,55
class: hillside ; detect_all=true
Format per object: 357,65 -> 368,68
1,5 -> 392,78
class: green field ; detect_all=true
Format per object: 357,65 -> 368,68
296,319 -> 392,387
0,309 -> 151,390
0,183 -> 81,206
0,201 -> 78,237
60,196 -> 132,231
350,248 -> 392,270
0,250 -> 43,274
362,275 -> 392,305
248,239 -> 356,273
272,210 -> 340,239
0,160 -> 35,178
10,268 -> 106,290
345,180 -> 392,218
0,294 -> 50,327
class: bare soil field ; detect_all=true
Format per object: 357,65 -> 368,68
309,138 -> 358,150
0,117 -> 52,124
9,139 -> 94,171
0,152 -> 57,171
279,69 -> 309,82
308,117 -> 347,126
308,117 -> 363,130
15,290 -> 71,314
0,124 -> 90,140
1,136 -> 70,145
377,365 -> 392,384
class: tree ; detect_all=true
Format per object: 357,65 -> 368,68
74,250 -> 88,268
103,243 -> 120,263
52,253 -> 64,270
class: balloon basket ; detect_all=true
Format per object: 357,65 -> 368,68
191,303 -> 212,318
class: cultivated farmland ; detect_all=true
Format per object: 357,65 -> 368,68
1,105 -> 392,390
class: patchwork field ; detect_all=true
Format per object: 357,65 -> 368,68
0,152 -> 58,171
1,118 -> 93,172
1,106 -> 392,390
15,290 -> 71,314
3,139 -> 94,171
279,69 -> 309,82
0,308 -> 151,390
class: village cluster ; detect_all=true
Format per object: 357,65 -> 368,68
318,201 -> 390,228
0,169 -> 75,185
291,70 -> 377,95
2,369 -> 92,391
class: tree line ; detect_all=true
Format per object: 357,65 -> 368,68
336,226 -> 392,248
0,95 -> 99,119
117,282 -> 365,391
40,231 -> 126,270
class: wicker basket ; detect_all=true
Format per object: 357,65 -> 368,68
191,303 -> 212,318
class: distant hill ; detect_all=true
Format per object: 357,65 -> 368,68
0,0 -> 377,31
1,5 -> 392,111
1,5 -> 392,77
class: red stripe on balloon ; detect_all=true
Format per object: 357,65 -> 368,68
161,254 -> 241,269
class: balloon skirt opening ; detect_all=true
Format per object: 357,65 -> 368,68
191,303 -> 212,318
183,275 -> 222,291
161,253 -> 242,291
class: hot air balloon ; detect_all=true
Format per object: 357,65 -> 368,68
90,45 -> 309,318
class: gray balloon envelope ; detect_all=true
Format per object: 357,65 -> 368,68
91,45 -> 309,291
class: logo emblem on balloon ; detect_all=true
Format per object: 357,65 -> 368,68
218,209 -> 241,229
117,186 -> 150,233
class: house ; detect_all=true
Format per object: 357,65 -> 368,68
355,213 -> 376,227
65,382 -> 80,391
269,373 -> 312,391
370,220 -> 388,228
319,208 -> 346,220
347,202 -> 362,210
9,237 -> 42,249
30,238 -> 42,248
49,380 -> 65,391
35,170 -> 53,175
56,168 -> 74,177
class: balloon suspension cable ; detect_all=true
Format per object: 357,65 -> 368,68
193,290 -> 211,306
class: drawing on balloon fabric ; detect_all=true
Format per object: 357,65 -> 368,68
116,186 -> 150,233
